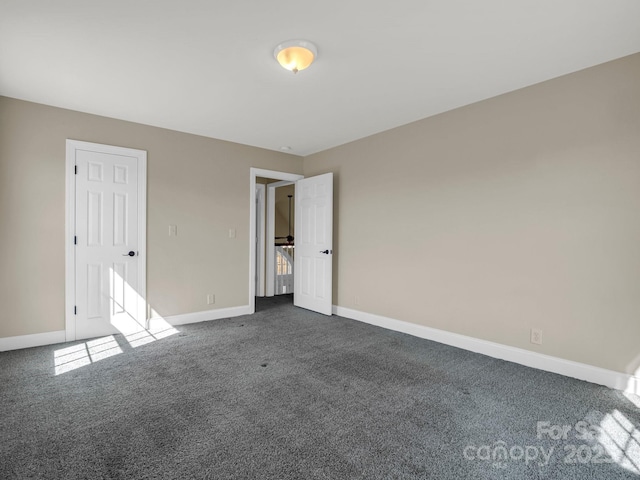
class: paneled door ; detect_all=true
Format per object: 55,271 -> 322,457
294,173 -> 333,315
67,140 -> 147,340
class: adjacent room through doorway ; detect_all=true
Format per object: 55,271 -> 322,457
249,167 -> 333,317
256,178 -> 296,304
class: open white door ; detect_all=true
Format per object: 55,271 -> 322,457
294,173 -> 333,315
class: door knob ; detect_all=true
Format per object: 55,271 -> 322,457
123,251 -> 136,257
319,250 -> 332,254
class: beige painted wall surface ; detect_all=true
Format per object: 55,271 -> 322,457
0,96 -> 302,338
304,53 -> 640,374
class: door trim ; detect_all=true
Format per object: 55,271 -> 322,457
65,139 -> 147,341
255,183 -> 266,297
249,168 -> 303,313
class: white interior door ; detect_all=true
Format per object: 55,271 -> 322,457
294,173 -> 333,315
70,141 -> 146,340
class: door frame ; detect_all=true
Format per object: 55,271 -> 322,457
65,139 -> 147,341
249,168 -> 303,313
255,183 -> 266,297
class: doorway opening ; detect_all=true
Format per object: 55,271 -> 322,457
271,182 -> 295,296
259,180 -> 295,303
249,168 -> 334,316
248,169 -> 303,314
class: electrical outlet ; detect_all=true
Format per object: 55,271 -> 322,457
169,225 -> 177,236
207,294 -> 215,305
228,228 -> 236,238
531,328 -> 543,345
354,296 -> 360,306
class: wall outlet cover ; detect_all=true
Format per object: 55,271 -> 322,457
531,328 -> 543,345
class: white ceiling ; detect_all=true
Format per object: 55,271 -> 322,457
1,1 -> 639,156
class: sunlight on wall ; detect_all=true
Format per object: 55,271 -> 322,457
596,409 -> 640,474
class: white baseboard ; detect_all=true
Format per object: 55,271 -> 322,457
158,305 -> 252,327
333,305 -> 640,396
1,305 -> 252,352
0,330 -> 66,352
3,306 -> 637,396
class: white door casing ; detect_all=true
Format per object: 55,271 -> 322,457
255,184 -> 265,297
66,140 -> 147,341
294,172 -> 333,315
266,184 -> 275,297
248,169 -> 303,312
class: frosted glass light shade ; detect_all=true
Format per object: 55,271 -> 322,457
274,40 -> 317,74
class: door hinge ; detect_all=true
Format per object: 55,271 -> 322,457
74,165 -> 77,175
74,306 -> 77,315
74,236 -> 77,245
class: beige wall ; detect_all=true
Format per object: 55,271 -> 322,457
303,53 -> 640,374
0,96 -> 302,338
2,54 -> 639,376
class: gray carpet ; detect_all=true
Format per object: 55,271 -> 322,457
1,295 -> 639,479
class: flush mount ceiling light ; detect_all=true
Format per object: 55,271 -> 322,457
273,40 -> 317,74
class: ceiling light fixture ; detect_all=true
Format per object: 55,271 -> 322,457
273,40 -> 317,74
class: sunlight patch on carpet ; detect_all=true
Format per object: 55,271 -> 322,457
54,335 -> 122,375
596,409 -> 640,474
53,318 -> 178,375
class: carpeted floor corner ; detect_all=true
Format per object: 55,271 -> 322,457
1,295 -> 639,479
